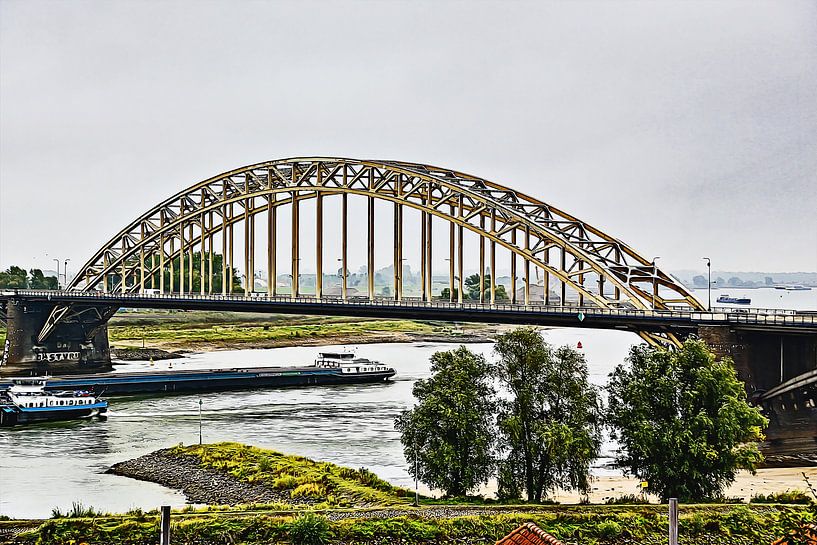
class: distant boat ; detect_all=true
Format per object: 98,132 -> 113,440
717,294 -> 751,305
774,285 -> 812,291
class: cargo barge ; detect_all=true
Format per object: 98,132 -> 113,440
0,352 -> 396,396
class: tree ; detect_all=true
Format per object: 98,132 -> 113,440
692,275 -> 707,288
29,269 -> 58,289
440,287 -> 458,300
494,328 -> 603,502
0,265 -> 28,288
394,346 -> 496,497
606,338 -> 768,502
463,273 -> 509,301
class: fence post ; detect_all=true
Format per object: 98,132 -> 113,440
669,498 -> 678,545
160,505 -> 171,545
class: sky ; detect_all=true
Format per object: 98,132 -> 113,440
1,0 -> 815,277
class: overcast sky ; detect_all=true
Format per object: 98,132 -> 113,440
1,0 -> 815,276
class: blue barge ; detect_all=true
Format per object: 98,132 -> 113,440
0,352 -> 396,396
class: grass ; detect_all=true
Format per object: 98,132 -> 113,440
11,504 -> 815,545
108,313 -> 443,349
171,442 -> 414,508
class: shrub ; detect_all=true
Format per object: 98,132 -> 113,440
291,483 -> 328,500
604,494 -> 650,505
273,474 -> 299,490
596,520 -> 623,538
751,490 -> 814,504
288,513 -> 331,545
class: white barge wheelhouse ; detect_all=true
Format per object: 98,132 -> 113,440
0,377 -> 108,426
314,352 -> 395,379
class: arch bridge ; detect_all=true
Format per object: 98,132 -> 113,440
65,157 -> 701,345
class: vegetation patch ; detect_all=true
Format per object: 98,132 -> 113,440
170,442 -> 414,508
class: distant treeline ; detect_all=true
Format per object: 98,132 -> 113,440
0,266 -> 58,289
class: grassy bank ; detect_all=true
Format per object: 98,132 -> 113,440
7,504 -> 814,544
107,311 -> 495,351
5,443 -> 813,544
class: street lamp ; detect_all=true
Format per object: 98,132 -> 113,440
651,257 -> 661,310
702,257 -> 711,311
63,259 -> 70,289
53,259 -> 61,289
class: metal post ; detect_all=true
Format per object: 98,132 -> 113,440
368,196 -> 375,300
420,206 -> 427,302
291,191 -> 299,297
393,201 -> 401,301
207,212 -> 214,295
228,204 -> 234,294
160,213 -> 166,293
160,505 -> 171,545
511,229 -> 517,304
545,247 -> 551,305
316,192 -> 323,299
198,399 -> 203,445
342,194 -> 348,301
221,207 -> 227,295
188,223 -> 193,295
578,260 -> 584,307
425,207 -> 432,300
449,206 -> 455,303
780,337 -> 784,383
199,216 -> 205,295
139,225 -> 146,293
479,215 -> 485,304
413,441 -> 419,507
490,210 -> 496,305
457,195 -> 464,304
668,498 -> 678,545
244,200 -> 250,296
268,195 -> 276,296
560,247 -> 566,306
524,226 -> 530,306
179,213 -> 185,295
169,238 -> 175,293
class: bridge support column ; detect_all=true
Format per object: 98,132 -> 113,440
698,325 -> 817,464
1,298 -> 113,376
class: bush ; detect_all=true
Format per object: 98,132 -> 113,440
604,494 -> 650,505
751,490 -> 814,504
596,520 -> 623,538
288,513 -> 331,545
291,483 -> 328,500
273,474 -> 299,490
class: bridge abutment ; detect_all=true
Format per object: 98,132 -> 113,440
1,298 -> 112,376
699,325 -> 817,464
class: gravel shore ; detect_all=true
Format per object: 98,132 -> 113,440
107,448 -> 306,506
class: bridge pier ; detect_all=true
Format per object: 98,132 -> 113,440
699,325 -> 817,464
1,297 -> 113,376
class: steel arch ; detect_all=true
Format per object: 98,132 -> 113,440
67,157 -> 703,343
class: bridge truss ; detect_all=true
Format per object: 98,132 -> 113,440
66,158 -> 704,346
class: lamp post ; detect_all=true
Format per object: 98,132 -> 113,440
702,257 -> 711,311
53,258 -> 61,289
63,259 -> 70,289
651,257 -> 661,310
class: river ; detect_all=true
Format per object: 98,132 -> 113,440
1,287 -> 814,518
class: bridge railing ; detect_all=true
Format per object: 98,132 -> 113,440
4,289 -> 816,327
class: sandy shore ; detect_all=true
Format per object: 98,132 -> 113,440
418,467 -> 817,503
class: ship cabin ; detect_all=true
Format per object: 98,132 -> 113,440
314,352 -> 391,374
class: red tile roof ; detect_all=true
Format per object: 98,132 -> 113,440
496,522 -> 565,545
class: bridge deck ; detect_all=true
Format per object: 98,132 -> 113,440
3,290 -> 815,334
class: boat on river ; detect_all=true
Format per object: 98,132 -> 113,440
0,377 -> 108,426
0,352 -> 396,396
717,294 -> 751,305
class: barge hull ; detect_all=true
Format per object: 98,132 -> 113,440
2,367 -> 396,396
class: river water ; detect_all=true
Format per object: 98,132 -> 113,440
1,287 -> 814,518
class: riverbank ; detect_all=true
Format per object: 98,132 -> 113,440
5,443 -> 814,545
108,311 -> 503,353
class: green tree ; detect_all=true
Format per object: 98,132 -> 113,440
394,346 -> 496,497
494,328 -> 603,502
0,265 -> 29,288
606,338 -> 768,502
29,269 -> 58,289
463,273 -> 509,301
